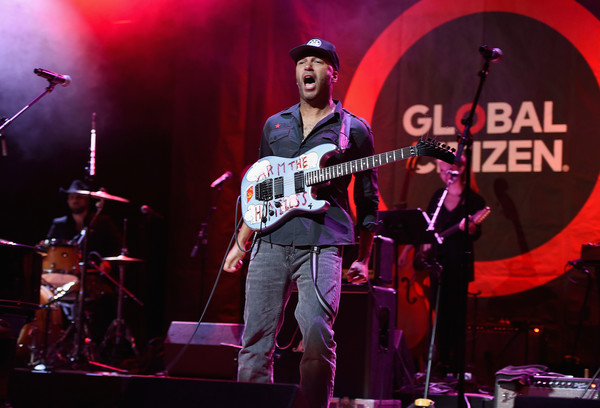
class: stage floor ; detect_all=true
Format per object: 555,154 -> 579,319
6,368 -> 500,408
7,368 -> 308,408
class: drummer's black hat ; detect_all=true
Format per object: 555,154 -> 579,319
59,179 -> 90,195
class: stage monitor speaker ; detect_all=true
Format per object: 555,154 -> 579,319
495,375 -> 600,408
164,321 -> 244,379
275,285 -> 397,400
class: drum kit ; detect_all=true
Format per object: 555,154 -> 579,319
8,187 -> 145,371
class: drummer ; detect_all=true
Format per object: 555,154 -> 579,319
45,179 -> 122,342
46,179 -> 122,257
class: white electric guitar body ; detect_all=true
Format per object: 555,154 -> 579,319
241,139 -> 455,232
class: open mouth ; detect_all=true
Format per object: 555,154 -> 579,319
303,74 -> 316,90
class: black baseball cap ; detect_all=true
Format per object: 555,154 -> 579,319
289,38 -> 340,71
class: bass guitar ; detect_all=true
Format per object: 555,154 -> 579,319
241,138 -> 455,232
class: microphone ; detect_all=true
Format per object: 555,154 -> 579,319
567,258 -> 590,274
210,171 -> 233,188
479,45 -> 503,62
446,170 -> 460,177
33,68 -> 72,87
140,205 -> 164,219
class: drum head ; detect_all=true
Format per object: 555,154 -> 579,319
40,240 -> 80,274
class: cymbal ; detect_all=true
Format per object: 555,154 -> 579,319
74,189 -> 130,203
0,239 -> 39,251
103,254 -> 144,263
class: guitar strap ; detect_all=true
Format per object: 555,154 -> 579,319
309,246 -> 335,321
338,109 -> 352,152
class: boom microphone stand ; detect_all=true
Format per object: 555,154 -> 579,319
451,45 -> 502,408
190,172 -> 231,260
0,69 -> 70,156
412,173 -> 458,408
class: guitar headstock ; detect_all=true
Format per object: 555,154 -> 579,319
416,138 -> 456,164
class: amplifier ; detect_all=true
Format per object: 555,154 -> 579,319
581,243 -> 600,263
495,375 -> 600,408
342,235 -> 394,285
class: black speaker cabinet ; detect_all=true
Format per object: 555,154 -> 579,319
275,285 -> 397,400
343,236 -> 394,285
164,321 -> 243,379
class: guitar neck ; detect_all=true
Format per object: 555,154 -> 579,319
305,145 -> 416,186
440,206 -> 491,239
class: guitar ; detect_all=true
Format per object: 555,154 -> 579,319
414,206 -> 491,269
241,138 -> 455,232
439,205 -> 491,240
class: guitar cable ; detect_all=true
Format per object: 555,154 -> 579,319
309,246 -> 336,321
162,195 -> 251,376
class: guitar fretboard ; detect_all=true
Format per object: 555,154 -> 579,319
305,145 -> 416,186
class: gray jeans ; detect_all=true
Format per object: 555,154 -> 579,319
238,241 -> 343,408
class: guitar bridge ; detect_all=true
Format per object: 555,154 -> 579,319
294,171 -> 305,193
256,179 -> 273,201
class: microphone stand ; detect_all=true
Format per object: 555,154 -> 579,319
190,183 -> 226,260
451,50 -> 495,408
0,81 -> 58,157
414,175 -> 458,407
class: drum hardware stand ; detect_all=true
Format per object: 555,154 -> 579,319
24,294 -> 65,370
45,305 -> 95,368
98,219 -> 144,370
69,205 -> 105,367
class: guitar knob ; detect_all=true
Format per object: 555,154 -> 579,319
261,216 -> 268,223
269,210 -> 275,216
274,201 -> 281,208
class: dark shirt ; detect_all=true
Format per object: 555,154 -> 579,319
47,212 -> 122,257
258,100 -> 379,246
426,187 -> 486,281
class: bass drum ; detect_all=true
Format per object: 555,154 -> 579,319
15,286 -> 64,365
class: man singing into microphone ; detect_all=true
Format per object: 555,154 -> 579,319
224,38 -> 379,408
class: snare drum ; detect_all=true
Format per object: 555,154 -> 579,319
39,239 -> 80,290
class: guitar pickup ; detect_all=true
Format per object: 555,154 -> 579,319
256,179 -> 273,201
294,171 -> 305,193
273,177 -> 284,199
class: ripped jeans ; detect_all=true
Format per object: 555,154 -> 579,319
237,241 -> 342,408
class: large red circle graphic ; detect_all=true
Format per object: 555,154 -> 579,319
344,0 -> 600,297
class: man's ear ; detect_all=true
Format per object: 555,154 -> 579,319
331,70 -> 339,83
